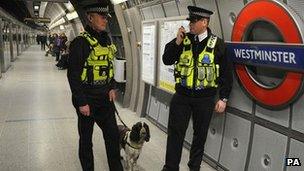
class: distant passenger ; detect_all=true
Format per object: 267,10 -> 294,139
53,33 -> 62,61
67,2 -> 123,171
162,6 -> 233,171
36,34 -> 41,45
56,40 -> 70,70
40,34 -> 47,51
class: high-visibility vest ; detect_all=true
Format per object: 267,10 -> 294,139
80,32 -> 117,85
174,35 -> 219,90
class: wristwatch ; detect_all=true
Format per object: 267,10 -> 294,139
221,98 -> 228,103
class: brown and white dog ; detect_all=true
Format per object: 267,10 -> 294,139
118,122 -> 150,171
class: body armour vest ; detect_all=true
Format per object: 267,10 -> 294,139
174,35 -> 219,90
80,32 -> 116,85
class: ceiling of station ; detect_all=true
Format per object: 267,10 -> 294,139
0,0 -> 113,30
0,1 -> 35,27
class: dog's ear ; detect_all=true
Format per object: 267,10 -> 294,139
143,122 -> 150,142
130,122 -> 142,142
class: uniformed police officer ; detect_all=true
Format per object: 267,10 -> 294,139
162,6 -> 233,171
67,2 -> 123,171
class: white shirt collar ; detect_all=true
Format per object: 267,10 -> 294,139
196,30 -> 208,42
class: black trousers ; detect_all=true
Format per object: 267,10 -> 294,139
163,93 -> 215,171
77,106 -> 123,171
55,52 -> 60,61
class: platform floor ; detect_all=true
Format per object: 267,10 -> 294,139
0,45 -> 216,171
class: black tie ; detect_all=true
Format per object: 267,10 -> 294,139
195,36 -> 199,43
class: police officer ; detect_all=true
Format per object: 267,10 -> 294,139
162,6 -> 233,171
67,2 -> 123,171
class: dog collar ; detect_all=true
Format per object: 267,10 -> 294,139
125,132 -> 143,149
126,141 -> 142,150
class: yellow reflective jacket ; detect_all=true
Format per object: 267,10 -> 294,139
174,35 -> 219,89
80,31 -> 117,85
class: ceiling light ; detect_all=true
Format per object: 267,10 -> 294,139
66,11 -> 78,21
110,0 -> 127,5
34,5 -> 39,10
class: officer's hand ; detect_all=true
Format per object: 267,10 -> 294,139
79,104 -> 90,116
214,100 -> 227,113
109,89 -> 117,102
175,26 -> 186,45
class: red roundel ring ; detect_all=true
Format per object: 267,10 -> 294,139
232,0 -> 303,109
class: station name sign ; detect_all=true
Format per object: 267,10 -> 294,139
226,42 -> 304,72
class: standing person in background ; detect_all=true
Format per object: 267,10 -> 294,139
40,34 -> 47,51
162,6 -> 233,171
36,34 -> 40,45
60,33 -> 68,52
67,2 -> 123,171
53,33 -> 61,61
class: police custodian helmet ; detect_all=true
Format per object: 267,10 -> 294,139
186,6 -> 213,21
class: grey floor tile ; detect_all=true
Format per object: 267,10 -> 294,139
0,45 -> 216,171
29,142 -> 66,171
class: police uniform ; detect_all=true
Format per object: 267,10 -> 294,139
67,3 -> 123,171
162,6 -> 233,171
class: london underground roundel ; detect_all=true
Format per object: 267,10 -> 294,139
231,0 -> 304,109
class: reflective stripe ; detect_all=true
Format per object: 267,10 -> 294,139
174,35 -> 219,89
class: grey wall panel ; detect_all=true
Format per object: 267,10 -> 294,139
3,42 -> 11,72
65,24 -> 76,41
20,27 -> 25,52
204,113 -> 225,161
12,41 -> 17,60
215,0 -> 245,40
108,13 -> 122,37
176,0 -> 193,16
148,96 -> 160,120
145,86 -> 152,116
255,106 -> 289,127
219,113 -> 251,171
287,0 -> 304,24
155,88 -> 172,127
115,5 -> 133,108
158,103 -> 169,128
163,1 -> 179,17
128,8 -> 142,43
248,125 -> 288,171
123,8 -> 142,111
292,94 -> 304,134
229,76 -> 253,113
17,41 -> 21,56
287,139 -> 304,171
151,4 -> 165,19
195,0 -> 224,38
8,23 -> 14,62
141,7 -> 154,20
74,18 -> 83,36
0,19 -> 4,75
16,27 -> 21,56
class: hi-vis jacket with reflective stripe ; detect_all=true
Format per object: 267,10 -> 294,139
162,28 -> 233,99
80,31 -> 117,85
174,35 -> 219,90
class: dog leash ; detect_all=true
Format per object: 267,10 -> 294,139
111,101 -> 129,129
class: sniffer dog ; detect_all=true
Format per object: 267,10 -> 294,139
118,122 -> 150,171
